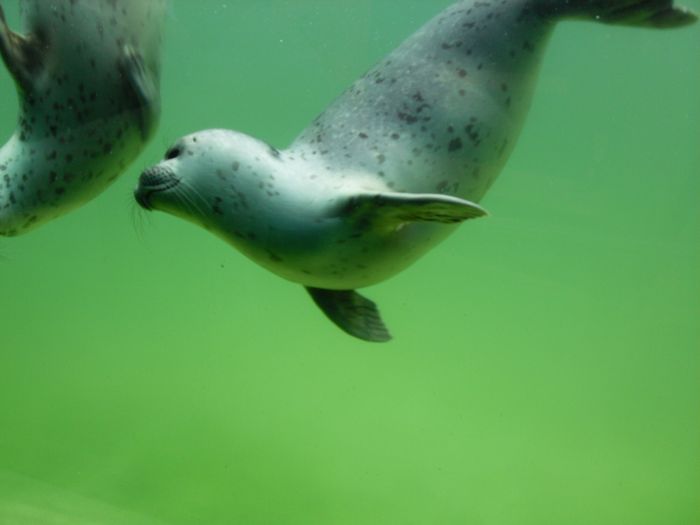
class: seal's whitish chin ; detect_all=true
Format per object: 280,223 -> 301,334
135,165 -> 180,210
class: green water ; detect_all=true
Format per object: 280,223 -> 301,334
1,1 -> 699,523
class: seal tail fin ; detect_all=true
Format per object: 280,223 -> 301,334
561,0 -> 697,28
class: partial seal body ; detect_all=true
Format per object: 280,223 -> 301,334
136,0 -> 696,342
0,0 -> 165,236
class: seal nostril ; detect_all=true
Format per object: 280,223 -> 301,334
139,165 -> 178,188
137,165 -> 181,209
140,169 -> 164,187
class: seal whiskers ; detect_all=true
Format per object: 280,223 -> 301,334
173,178 -> 209,223
130,199 -> 151,243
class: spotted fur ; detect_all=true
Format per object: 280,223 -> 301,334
0,0 -> 165,236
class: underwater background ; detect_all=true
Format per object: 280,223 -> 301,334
0,1 -> 699,523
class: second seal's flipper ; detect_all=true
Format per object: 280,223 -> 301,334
342,191 -> 488,226
0,4 -> 43,92
306,287 -> 392,342
119,45 -> 160,140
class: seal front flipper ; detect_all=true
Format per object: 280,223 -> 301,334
306,287 -> 392,343
0,3 -> 44,92
343,192 -> 488,226
119,45 -> 160,140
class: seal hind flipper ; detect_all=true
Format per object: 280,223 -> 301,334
344,192 -> 488,226
0,3 -> 43,92
306,287 -> 392,342
561,0 -> 698,28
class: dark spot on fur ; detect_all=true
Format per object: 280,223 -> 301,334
268,251 -> 284,263
398,111 -> 418,124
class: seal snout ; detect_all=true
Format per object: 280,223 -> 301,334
134,165 -> 180,210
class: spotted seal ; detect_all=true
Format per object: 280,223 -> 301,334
135,0 -> 696,342
0,0 -> 165,236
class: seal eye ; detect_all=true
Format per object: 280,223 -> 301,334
165,146 -> 182,160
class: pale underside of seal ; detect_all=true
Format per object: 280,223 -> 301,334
0,0 -> 165,236
136,0 -> 696,342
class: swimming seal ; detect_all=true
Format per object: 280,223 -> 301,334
0,0 -> 165,236
136,0 -> 696,342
